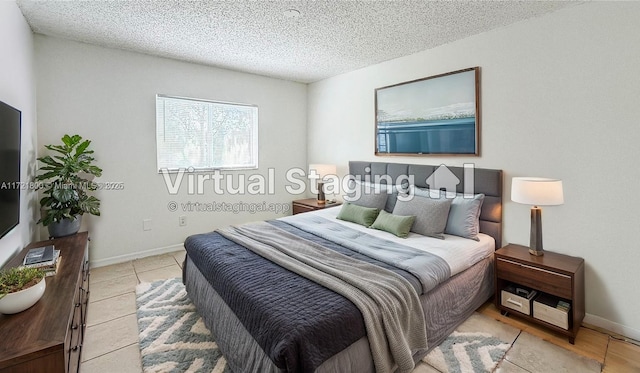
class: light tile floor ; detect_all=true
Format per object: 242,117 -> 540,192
81,250 -> 640,372
80,251 -> 185,373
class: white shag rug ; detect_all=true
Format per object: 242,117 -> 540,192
136,277 -> 230,373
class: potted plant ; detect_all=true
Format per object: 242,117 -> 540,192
36,134 -> 103,238
0,267 -> 46,314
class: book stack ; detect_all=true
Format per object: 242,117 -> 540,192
556,300 -> 571,313
22,245 -> 62,277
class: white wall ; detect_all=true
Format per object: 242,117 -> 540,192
308,2 -> 640,338
35,36 -> 307,266
0,1 -> 38,266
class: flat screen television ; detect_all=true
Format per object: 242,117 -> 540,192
0,100 -> 21,239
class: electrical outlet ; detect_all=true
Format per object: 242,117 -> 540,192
143,219 -> 152,231
179,216 -> 187,226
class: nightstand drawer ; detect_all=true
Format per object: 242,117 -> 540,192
501,290 -> 533,315
496,258 -> 572,299
292,199 -> 342,215
533,294 -> 570,330
292,204 -> 316,215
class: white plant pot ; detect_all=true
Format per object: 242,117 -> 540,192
0,277 -> 46,314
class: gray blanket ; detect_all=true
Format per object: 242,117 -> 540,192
283,214 -> 451,294
218,222 -> 428,373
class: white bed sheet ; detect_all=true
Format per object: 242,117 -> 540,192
280,205 -> 495,277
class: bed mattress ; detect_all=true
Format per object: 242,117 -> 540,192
282,207 -> 495,277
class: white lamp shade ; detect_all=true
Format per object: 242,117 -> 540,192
511,177 -> 564,206
309,164 -> 337,179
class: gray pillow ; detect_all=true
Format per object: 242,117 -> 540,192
383,184 -> 410,213
344,180 -> 389,210
410,186 -> 485,240
445,194 -> 485,241
392,195 -> 452,239
384,188 -> 399,213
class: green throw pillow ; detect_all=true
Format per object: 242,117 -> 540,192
336,202 -> 380,227
370,210 -> 416,238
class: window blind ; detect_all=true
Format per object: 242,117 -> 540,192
156,95 -> 258,172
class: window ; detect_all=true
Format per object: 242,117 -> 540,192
156,94 -> 258,172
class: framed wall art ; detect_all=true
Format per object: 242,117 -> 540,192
375,67 -> 480,156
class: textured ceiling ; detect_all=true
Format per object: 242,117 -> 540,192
17,1 -> 577,83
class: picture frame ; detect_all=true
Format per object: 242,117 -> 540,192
375,67 -> 480,156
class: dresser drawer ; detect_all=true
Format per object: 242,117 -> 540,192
496,258 -> 572,299
66,307 -> 82,373
65,277 -> 84,373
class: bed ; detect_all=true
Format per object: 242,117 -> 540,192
183,161 -> 503,373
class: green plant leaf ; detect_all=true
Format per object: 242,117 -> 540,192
39,196 -> 56,206
45,144 -> 69,154
61,134 -> 73,147
35,171 -> 62,181
86,165 -> 103,176
37,156 -> 63,167
53,188 -> 78,203
74,140 -> 90,156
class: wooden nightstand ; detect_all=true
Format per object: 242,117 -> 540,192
292,198 -> 342,215
494,244 -> 585,344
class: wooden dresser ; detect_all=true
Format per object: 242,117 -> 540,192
0,232 -> 90,373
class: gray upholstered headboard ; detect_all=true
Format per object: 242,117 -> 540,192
348,161 -> 503,248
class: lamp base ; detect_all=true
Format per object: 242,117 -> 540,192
529,248 -> 544,256
317,182 -> 326,205
529,206 -> 543,256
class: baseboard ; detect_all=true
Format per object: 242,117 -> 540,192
90,243 -> 184,268
584,313 -> 640,342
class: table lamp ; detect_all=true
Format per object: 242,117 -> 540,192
309,164 -> 337,204
511,177 -> 564,256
